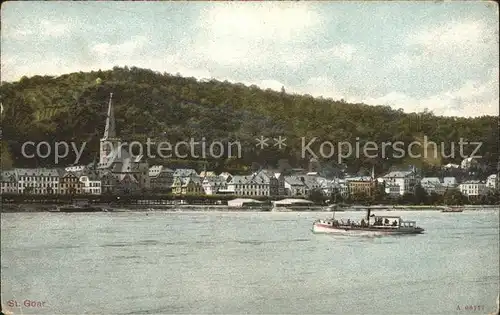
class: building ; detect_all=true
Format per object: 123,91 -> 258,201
284,176 -> 307,196
173,168 -> 199,179
345,176 -> 377,197
59,171 -> 83,195
333,179 -> 349,198
99,171 -> 119,195
199,171 -> 216,178
172,176 -> 203,195
420,177 -> 444,195
459,180 -> 487,197
0,171 -> 18,194
115,173 -> 141,194
97,93 -> 150,193
148,165 -> 174,192
16,168 -> 61,194
79,175 -> 102,195
443,177 -> 458,188
227,170 -> 284,197
316,177 -> 334,196
202,176 -> 227,195
486,174 -> 498,190
461,157 -> 477,169
381,171 -> 418,195
384,184 -> 400,197
219,172 -> 233,183
65,165 -> 87,173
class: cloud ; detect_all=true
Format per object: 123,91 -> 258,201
407,20 -> 496,53
328,44 -> 357,62
361,68 -> 499,117
200,3 -> 322,42
395,20 -> 498,69
3,19 -> 71,40
90,36 -> 148,59
1,4 -> 497,119
189,3 -> 325,70
40,19 -> 70,37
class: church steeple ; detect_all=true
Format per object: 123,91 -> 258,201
102,93 -> 116,140
99,93 -> 120,166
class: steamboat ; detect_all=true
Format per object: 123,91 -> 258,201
312,209 -> 424,235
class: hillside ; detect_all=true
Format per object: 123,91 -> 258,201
0,66 -> 498,175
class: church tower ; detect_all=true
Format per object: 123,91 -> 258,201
99,93 -> 120,166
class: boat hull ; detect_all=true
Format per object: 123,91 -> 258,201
312,223 -> 424,235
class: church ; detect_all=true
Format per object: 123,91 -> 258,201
95,93 -> 150,194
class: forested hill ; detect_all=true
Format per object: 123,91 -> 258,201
0,66 -> 498,175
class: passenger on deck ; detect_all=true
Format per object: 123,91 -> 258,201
384,218 -> 389,225
392,220 -> 397,226
361,219 -> 366,227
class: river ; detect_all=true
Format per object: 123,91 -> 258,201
1,210 -> 499,314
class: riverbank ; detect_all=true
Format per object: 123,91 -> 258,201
1,203 -> 498,213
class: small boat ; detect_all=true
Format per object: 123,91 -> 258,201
325,203 -> 346,212
271,199 -> 315,212
441,206 -> 463,213
312,209 -> 424,235
57,199 -> 103,213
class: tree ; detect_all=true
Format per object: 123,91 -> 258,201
329,187 -> 344,204
308,188 -> 326,204
1,67 -> 496,172
0,141 -> 14,170
413,184 -> 428,205
443,189 -> 467,205
371,183 -> 386,204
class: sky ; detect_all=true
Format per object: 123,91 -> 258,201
1,1 -> 499,117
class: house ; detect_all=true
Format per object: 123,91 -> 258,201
173,168 -> 198,178
0,171 -> 18,194
384,184 -> 400,197
202,176 -> 227,195
339,180 -> 349,198
345,176 -> 377,197
199,171 -> 216,178
459,180 -> 487,197
60,171 -> 83,195
171,176 -> 203,195
284,176 -> 307,196
316,177 -> 334,196
273,171 -> 286,196
443,177 -> 458,188
381,171 -> 419,195
115,173 -> 141,194
420,177 -> 444,195
227,170 -> 284,197
79,175 -> 102,195
461,157 -> 477,169
486,174 -> 498,190
284,174 -> 333,197
219,172 -> 233,183
16,168 -> 61,194
148,165 -> 174,192
99,171 -> 119,194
